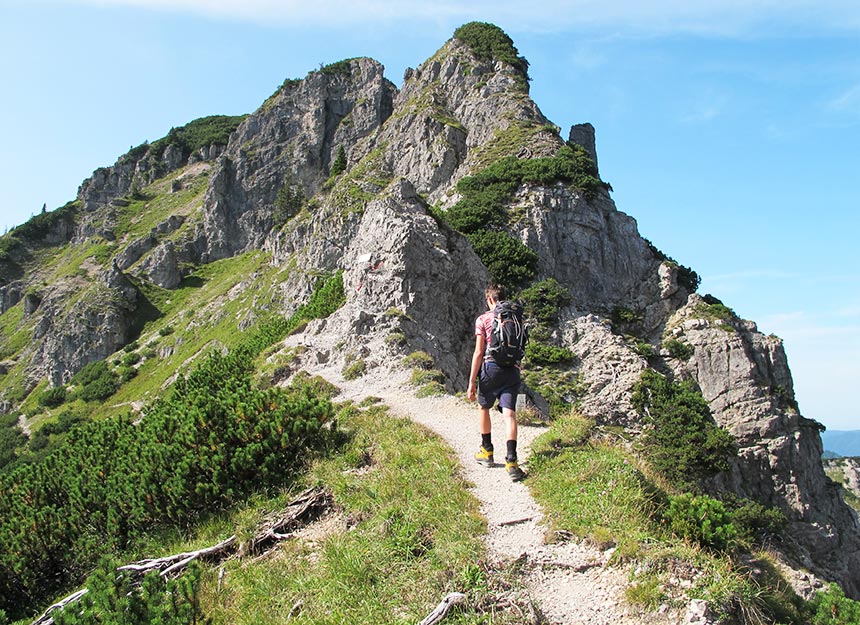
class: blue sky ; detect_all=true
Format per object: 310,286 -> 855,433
1,0 -> 858,430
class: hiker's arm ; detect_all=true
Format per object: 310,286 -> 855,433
467,335 -> 485,401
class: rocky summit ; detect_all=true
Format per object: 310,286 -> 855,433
1,21 -> 858,613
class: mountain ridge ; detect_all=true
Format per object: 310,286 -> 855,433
1,21 -> 858,621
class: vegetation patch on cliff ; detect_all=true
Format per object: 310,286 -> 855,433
453,22 -> 529,82
146,114 -> 247,162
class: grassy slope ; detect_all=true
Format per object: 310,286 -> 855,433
529,410 -> 810,624
197,402 -> 489,624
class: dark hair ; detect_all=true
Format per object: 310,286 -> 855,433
485,284 -> 506,302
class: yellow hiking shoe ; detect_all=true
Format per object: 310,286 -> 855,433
475,446 -> 494,467
506,460 -> 526,482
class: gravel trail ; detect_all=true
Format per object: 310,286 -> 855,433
310,362 -> 680,625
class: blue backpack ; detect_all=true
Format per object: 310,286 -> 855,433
487,301 -> 528,367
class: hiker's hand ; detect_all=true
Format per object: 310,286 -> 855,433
467,382 -> 476,402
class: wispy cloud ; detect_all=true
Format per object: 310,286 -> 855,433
826,84 -> 860,114
42,0 -> 860,35
680,89 -> 729,123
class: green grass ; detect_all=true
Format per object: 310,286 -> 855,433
0,303 -> 30,360
197,402 -> 490,624
529,413 -> 660,544
528,409 -> 815,623
87,251 -> 284,421
113,167 -> 209,242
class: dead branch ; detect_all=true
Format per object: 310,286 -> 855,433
29,487 -> 333,625
118,535 -> 238,579
418,592 -> 467,625
30,588 -> 89,625
242,486 -> 333,557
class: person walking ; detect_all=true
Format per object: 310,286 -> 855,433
466,284 -> 527,481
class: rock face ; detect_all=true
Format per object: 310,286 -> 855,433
663,295 -> 860,595
77,142 -> 225,216
824,457 -> 860,510
2,24 -> 859,600
201,58 -> 396,260
29,266 -> 138,386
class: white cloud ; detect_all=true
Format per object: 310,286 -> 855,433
681,89 -> 729,123
826,84 -> 860,114
42,0 -> 860,35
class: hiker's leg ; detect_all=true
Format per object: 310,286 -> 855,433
502,407 -> 517,442
479,406 -> 492,436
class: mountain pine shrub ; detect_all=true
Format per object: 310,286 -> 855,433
632,369 -> 736,490
149,115 -> 246,161
663,338 -> 695,360
0,318 -> 339,619
664,493 -> 736,550
453,22 -> 529,78
518,278 -> 572,324
51,559 -> 206,625
467,230 -> 538,292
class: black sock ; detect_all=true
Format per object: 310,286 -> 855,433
506,439 -> 517,462
481,433 -> 493,451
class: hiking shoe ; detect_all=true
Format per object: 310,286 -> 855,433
475,446 -> 494,467
506,460 -> 526,482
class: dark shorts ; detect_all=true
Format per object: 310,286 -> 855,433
477,361 -> 520,410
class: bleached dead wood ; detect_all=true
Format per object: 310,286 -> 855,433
30,588 -> 89,625
243,486 -> 333,556
118,534 -> 238,579
28,487 -> 333,625
418,592 -> 467,625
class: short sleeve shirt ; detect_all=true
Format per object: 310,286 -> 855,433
475,310 -> 494,362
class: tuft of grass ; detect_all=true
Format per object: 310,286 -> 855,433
342,359 -> 367,380
403,351 -> 434,370
416,382 -> 447,398
410,368 -> 445,387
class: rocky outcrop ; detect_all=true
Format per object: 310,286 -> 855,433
378,38 -> 557,207
516,186 -> 684,332
280,178 -> 487,390
0,281 -> 23,315
824,457 -> 860,511
568,123 -> 598,170
28,267 -> 138,386
139,241 -> 181,289
663,295 -> 860,595
560,313 -> 649,423
77,143 -> 225,217
202,59 -> 396,260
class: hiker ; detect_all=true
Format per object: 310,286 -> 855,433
466,284 -> 527,481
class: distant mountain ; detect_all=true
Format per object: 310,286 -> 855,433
821,430 -> 860,458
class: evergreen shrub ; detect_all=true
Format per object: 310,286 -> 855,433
810,584 -> 860,625
632,370 -> 735,489
467,230 -> 538,292
52,559 -> 206,625
149,115 -> 246,161
38,385 -> 67,408
664,493 -> 736,550
453,22 -> 529,77
71,361 -> 119,402
664,338 -> 695,360
0,317 -> 340,619
519,278 -> 572,324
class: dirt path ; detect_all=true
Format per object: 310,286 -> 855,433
283,332 -> 680,624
